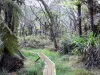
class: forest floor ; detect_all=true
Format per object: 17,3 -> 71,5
17,48 -> 100,75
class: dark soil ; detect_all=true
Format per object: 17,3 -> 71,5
0,53 -> 24,73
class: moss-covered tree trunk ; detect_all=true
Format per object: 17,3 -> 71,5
0,0 -> 24,73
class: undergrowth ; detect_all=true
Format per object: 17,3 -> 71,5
20,48 -> 94,75
17,51 -> 44,75
22,48 -> 74,75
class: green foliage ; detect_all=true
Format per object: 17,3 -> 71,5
22,49 -> 74,75
72,48 -> 80,55
31,61 -> 44,75
43,50 -> 73,75
87,32 -> 98,47
17,51 -> 44,75
74,36 -> 86,48
74,0 -> 83,5
73,36 -> 86,55
60,34 -> 77,55
58,0 -> 77,11
73,32 -> 98,56
74,69 -> 94,75
61,40 -> 71,54
61,39 -> 75,54
19,36 -> 53,49
22,52 -> 39,61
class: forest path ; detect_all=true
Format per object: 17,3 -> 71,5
38,53 -> 56,75
22,50 -> 56,75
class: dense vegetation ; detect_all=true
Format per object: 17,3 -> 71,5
0,0 -> 100,75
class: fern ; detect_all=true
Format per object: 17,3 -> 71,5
0,0 -> 22,55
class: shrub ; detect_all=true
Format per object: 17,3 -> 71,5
61,39 -> 76,54
73,32 -> 98,56
18,36 -> 53,49
25,60 -> 44,75
73,32 -> 100,69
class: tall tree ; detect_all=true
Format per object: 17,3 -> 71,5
74,0 -> 83,36
87,0 -> 94,33
78,4 -> 82,36
38,0 -> 59,51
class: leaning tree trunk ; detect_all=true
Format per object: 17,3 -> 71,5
39,0 -> 59,51
77,4 -> 82,36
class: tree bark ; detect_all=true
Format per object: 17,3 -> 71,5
90,7 -> 94,33
87,0 -> 94,33
77,4 -> 82,36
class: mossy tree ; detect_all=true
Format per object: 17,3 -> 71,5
0,0 -> 24,72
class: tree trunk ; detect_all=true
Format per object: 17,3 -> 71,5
39,0 -> 59,51
77,4 -> 82,36
90,7 -> 94,33
88,0 -> 94,33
